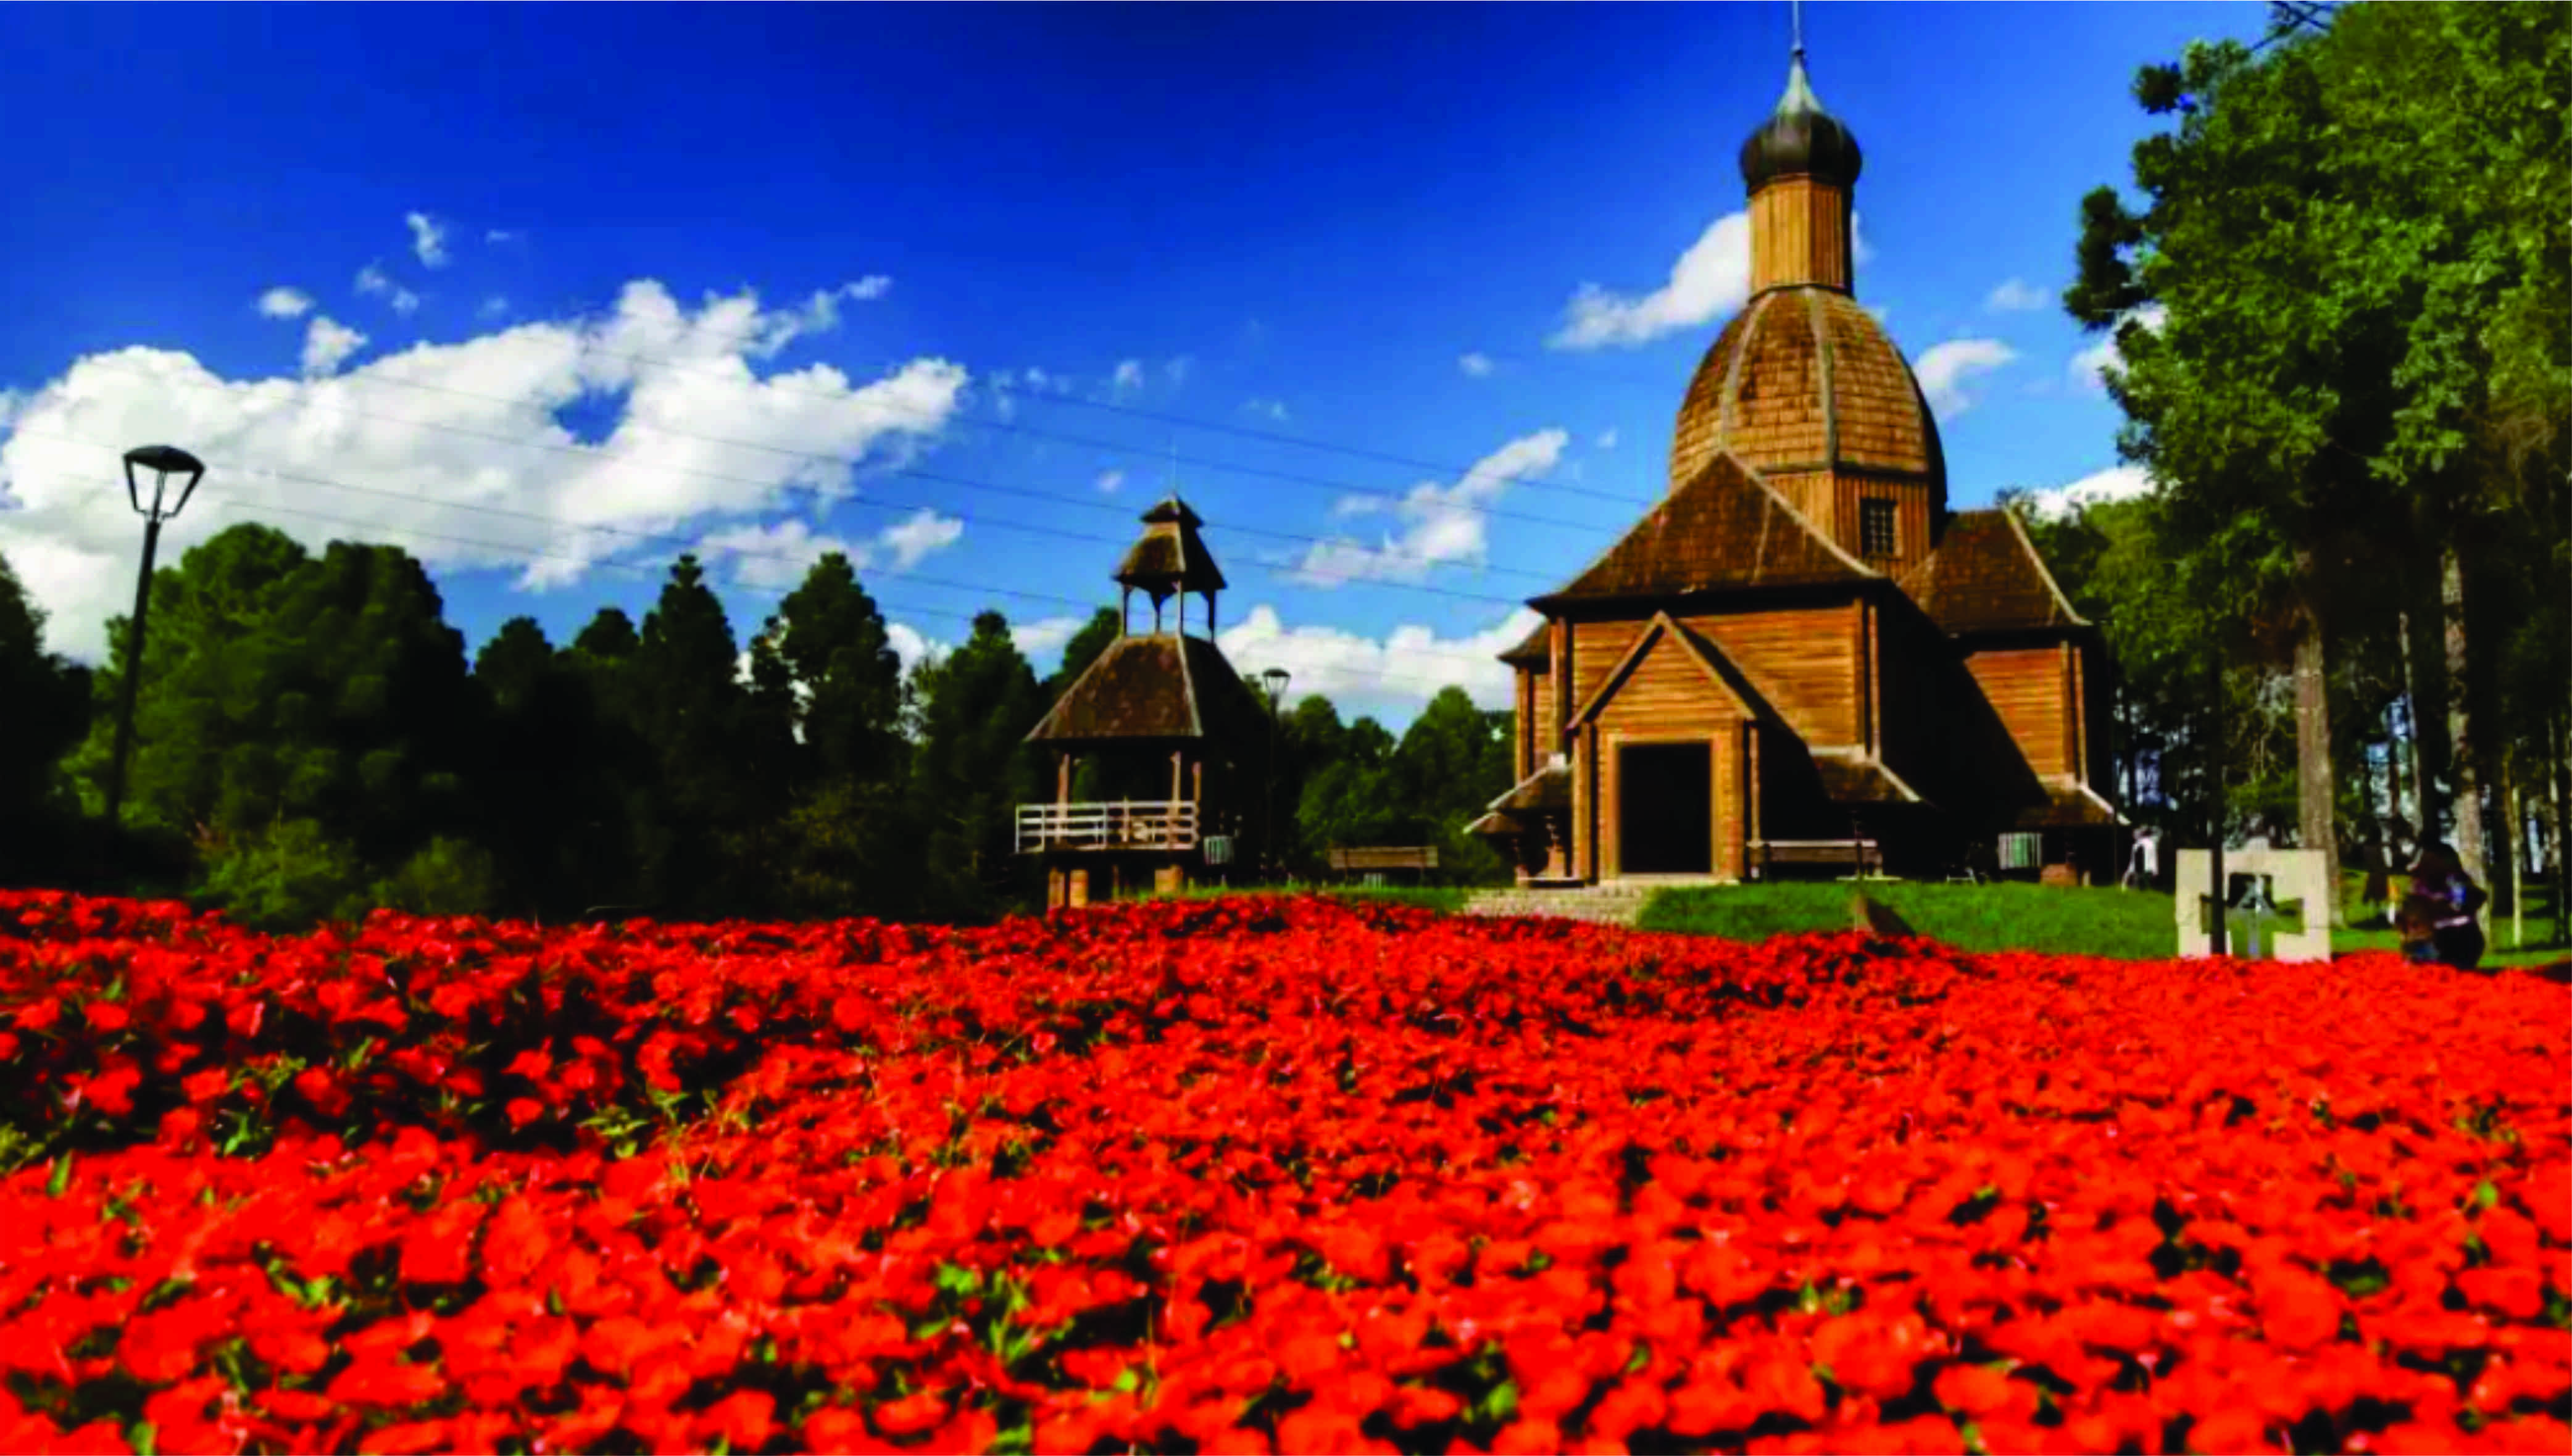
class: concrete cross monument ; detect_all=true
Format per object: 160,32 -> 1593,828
2175,848 -> 2331,962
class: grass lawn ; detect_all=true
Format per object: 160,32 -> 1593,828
1638,881 -> 2178,959
1638,875 -> 2571,967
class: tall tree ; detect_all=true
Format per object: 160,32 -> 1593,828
909,610 -> 1046,917
67,526 -> 482,922
2076,2 -> 2571,902
623,554 -> 769,918
768,552 -> 907,785
2070,16 -> 2400,914
0,551 -> 94,883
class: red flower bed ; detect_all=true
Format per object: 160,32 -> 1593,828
1,887 -> 2566,1454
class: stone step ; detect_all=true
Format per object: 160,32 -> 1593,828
1460,883 -> 1665,928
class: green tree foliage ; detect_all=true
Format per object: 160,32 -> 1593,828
2068,1 -> 2570,902
909,610 -> 1047,917
767,552 -> 907,785
68,526 -> 479,910
0,552 -> 93,881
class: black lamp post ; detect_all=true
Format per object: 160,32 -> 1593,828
1259,667 -> 1290,881
102,445 -> 207,826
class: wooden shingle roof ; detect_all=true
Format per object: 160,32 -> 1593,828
1498,620 -> 1551,667
1538,451 -> 1875,607
1025,633 -> 1263,747
1113,497 -> 1228,597
1898,509 -> 2087,636
1670,287 -> 1944,496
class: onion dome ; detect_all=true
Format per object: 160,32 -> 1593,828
1669,288 -> 1942,497
1738,50 -> 1863,194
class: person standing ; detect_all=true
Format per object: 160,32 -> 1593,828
2402,841 -> 2489,970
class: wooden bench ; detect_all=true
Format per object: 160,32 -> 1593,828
1327,846 -> 1440,884
1753,839 -> 1881,880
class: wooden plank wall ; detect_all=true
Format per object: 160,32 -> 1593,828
1570,620 -> 1650,718
1592,632 -> 1748,881
1965,647 -> 2076,780
1681,606 -> 1864,749
1749,178 -> 1851,293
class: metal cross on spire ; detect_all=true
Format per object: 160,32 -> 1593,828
1791,0 -> 1804,59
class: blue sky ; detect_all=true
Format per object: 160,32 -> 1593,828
0,2 -> 2261,726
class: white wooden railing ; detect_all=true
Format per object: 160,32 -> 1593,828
1016,800 -> 1199,854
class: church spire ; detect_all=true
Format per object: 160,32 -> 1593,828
1738,7 -> 1862,294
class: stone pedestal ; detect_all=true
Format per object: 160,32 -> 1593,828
2175,848 -> 2330,962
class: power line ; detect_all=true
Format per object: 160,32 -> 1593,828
14,424 -> 1534,680
51,359 -> 1587,601
464,282 -> 1673,510
320,321 -> 1654,525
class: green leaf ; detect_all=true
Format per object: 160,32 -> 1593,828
46,1151 -> 72,1199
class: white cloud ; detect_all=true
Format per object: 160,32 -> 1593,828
772,280 -> 892,344
886,621 -> 943,672
1011,614 -> 1085,664
1552,213 -> 1749,350
0,278 -> 968,661
1244,398 -> 1290,423
1459,351 -> 1495,378
354,264 -> 421,317
1096,468 -> 1125,494
876,508 -> 963,572
2021,464 -> 2156,520
695,517 -> 870,593
2070,303 -> 2167,393
1596,428 -> 1618,451
1218,604 -> 1541,718
1913,338 -> 2018,420
1291,428 -> 1567,586
485,229 -> 520,245
405,212 -> 449,269
299,317 -> 368,378
1112,359 -> 1146,393
694,504 -> 962,591
478,296 -> 510,321
1986,277 -> 2049,312
1852,213 -> 1875,267
257,287 -> 314,320
1164,356 -> 1193,387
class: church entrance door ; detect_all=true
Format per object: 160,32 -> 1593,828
1618,741 -> 1713,875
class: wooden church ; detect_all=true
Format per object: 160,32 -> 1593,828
1019,497 -> 1268,909
1469,43 -> 2119,887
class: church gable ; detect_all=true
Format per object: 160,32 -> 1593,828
1570,613 -> 1766,734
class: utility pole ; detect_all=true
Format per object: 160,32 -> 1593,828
102,446 -> 206,826
1260,667 -> 1290,883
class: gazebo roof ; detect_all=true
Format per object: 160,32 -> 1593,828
1025,632 -> 1264,747
1113,496 -> 1228,597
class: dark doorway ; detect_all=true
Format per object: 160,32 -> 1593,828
1620,741 -> 1713,875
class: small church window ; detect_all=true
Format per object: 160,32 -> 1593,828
1860,497 -> 1897,557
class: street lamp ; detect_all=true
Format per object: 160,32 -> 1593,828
1259,667 -> 1290,881
102,445 -> 207,826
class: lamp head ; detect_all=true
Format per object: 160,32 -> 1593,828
123,445 -> 207,520
1259,667 -> 1291,700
